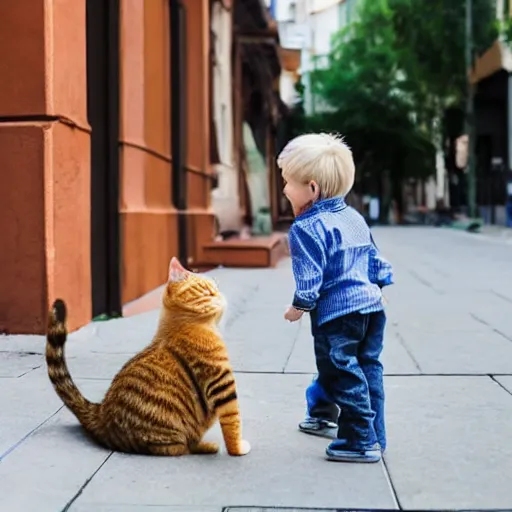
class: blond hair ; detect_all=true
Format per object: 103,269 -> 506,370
277,133 -> 355,198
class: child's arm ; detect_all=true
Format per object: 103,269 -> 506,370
368,234 -> 393,288
288,223 -> 326,312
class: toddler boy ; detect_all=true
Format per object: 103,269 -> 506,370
279,133 -> 393,463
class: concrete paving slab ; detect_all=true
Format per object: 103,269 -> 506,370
225,509 -> 387,512
65,352 -> 133,380
384,375 -> 512,510
282,320 -> 316,374
381,330 -> 421,375
71,310 -> 160,353
0,380 -> 110,512
396,327 -> 512,374
0,334 -> 46,354
0,351 -> 44,377
494,376 -> 512,395
225,311 -> 301,372
54,317 -> 303,381
469,305 -> 512,341
0,370 -> 63,458
68,269 -> 282,359
208,268 -> 270,326
4,227 -> 512,511
71,506 -> 221,512
387,306 -> 488,333
76,374 -> 397,510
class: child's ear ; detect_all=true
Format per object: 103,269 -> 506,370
309,180 -> 320,201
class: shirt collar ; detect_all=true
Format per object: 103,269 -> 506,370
295,196 -> 347,220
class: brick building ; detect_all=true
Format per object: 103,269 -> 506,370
0,0 -> 286,334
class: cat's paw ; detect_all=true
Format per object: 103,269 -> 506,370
240,439 -> 251,455
190,441 -> 220,454
230,439 -> 251,456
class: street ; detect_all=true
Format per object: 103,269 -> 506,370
1,226 -> 512,511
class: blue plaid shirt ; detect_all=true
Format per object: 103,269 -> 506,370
288,197 -> 393,326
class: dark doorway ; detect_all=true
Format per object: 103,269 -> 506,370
86,0 -> 121,318
170,0 -> 188,266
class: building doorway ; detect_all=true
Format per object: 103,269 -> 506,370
86,0 -> 121,318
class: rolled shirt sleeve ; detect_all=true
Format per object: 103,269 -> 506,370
368,243 -> 393,288
288,223 -> 326,311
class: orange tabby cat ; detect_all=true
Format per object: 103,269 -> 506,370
46,257 -> 250,456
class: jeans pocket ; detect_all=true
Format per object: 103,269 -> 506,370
319,312 -> 366,341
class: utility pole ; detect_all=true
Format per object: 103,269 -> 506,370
465,0 -> 477,218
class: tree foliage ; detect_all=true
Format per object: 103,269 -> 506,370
304,0 -> 498,213
391,0 -> 497,106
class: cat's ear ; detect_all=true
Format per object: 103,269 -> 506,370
168,257 -> 188,282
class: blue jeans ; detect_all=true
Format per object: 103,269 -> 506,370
307,310 -> 387,450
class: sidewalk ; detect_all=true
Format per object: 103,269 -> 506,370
2,227 -> 512,511
478,223 -> 512,243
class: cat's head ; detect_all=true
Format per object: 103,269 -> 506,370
162,257 -> 225,323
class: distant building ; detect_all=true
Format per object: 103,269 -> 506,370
468,0 -> 512,225
273,0 -> 359,115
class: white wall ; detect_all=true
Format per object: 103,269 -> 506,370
276,0 -> 308,50
274,0 -> 345,114
243,123 -> 270,219
274,0 -> 361,114
280,70 -> 300,106
303,2 -> 341,114
310,3 -> 340,59
210,2 -> 241,232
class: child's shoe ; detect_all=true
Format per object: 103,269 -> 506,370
298,417 -> 338,438
325,439 -> 381,463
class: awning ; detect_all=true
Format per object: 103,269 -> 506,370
470,39 -> 512,84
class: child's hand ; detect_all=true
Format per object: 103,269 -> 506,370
284,306 -> 304,322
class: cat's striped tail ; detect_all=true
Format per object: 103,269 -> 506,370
46,299 -> 102,436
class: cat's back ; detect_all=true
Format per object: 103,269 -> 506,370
101,326 -> 231,427
109,323 -> 227,380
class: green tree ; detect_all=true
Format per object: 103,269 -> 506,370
307,0 -> 498,218
389,0 -> 497,209
391,0 -> 497,112
309,0 -> 435,219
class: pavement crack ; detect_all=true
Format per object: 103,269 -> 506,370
76,377 -> 116,381
90,351 -> 135,355
386,373 -> 511,377
382,455 -> 403,510
17,365 -> 43,378
421,259 -> 450,278
490,290 -> 512,304
61,452 -> 113,511
224,284 -> 259,330
0,350 -> 43,356
282,323 -> 302,373
394,331 -> 422,373
407,269 -> 443,295
235,370 -> 311,375
0,405 -> 64,462
470,313 -> 512,343
470,312 -> 490,327
490,375 -> 512,397
230,370 -> 509,377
